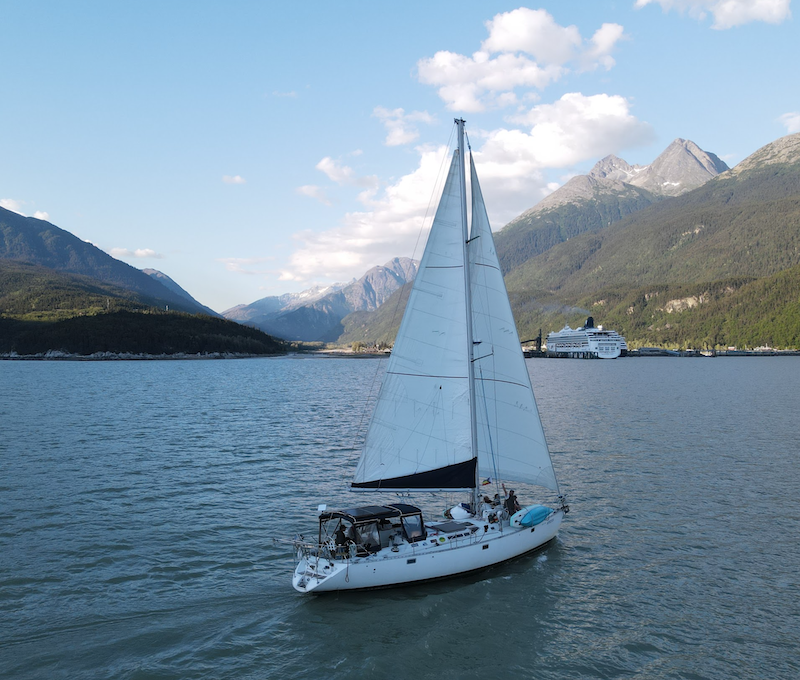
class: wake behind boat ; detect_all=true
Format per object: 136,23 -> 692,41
290,120 -> 568,594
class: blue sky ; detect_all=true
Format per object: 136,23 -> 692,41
1,0 -> 797,313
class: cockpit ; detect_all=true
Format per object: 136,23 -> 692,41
318,503 -> 427,557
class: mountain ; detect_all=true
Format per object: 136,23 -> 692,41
622,138 -> 728,196
0,207 -> 210,315
495,139 -> 729,272
501,132 -> 800,346
1,259 -> 176,320
143,268 -> 218,316
226,257 -> 418,342
338,282 -> 412,346
331,133 -> 800,350
0,259 -> 285,355
222,283 -> 351,324
505,132 -> 800,296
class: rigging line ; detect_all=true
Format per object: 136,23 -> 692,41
351,124 -> 458,457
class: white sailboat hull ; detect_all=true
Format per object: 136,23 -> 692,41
292,510 -> 563,593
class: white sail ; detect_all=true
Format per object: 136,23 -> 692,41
468,154 -> 559,492
352,150 -> 475,490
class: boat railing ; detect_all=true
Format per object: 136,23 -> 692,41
275,536 -> 358,563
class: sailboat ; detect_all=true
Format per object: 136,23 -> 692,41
291,119 -> 568,593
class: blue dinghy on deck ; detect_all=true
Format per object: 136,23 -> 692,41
510,504 -> 553,528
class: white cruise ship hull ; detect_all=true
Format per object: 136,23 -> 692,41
292,510 -> 563,593
546,320 -> 627,359
547,342 -> 622,359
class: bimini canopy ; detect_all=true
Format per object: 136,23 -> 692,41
320,503 -> 422,524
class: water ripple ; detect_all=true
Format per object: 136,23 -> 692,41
1,356 -> 799,679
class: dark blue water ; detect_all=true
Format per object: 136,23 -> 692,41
1,356 -> 798,679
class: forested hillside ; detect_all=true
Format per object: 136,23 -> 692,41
0,207 -> 207,314
0,261 -> 285,356
504,163 -> 800,296
0,311 -> 286,355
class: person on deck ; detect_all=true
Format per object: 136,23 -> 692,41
334,522 -> 348,556
503,485 -> 521,516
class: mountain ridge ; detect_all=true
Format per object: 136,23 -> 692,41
224,257 -> 418,341
494,138 -> 728,273
335,132 -> 800,350
143,268 -> 218,317
0,207 -> 210,315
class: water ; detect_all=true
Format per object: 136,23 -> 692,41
1,355 -> 798,679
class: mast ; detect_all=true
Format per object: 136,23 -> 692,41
456,118 -> 480,510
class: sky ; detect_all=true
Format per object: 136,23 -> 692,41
1,0 -> 798,313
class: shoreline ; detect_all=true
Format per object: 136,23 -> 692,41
0,350 -> 283,361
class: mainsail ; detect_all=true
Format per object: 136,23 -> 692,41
352,124 -> 558,494
352,150 -> 475,490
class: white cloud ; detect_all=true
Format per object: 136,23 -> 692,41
634,0 -> 791,29
417,8 -> 624,111
272,90 -> 297,98
481,7 -> 582,63
1,199 -> 50,221
504,93 -> 655,166
315,156 -> 379,193
779,112 -> 800,133
316,157 -> 355,185
110,247 -> 163,259
373,106 -> 436,146
279,145 -> 451,283
476,93 -> 654,223
0,198 -> 25,214
583,23 -> 627,70
222,175 -> 246,184
296,184 -> 332,205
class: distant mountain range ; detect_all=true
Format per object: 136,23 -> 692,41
223,257 -> 418,342
337,133 -> 800,350
4,132 -> 799,351
495,138 -> 729,272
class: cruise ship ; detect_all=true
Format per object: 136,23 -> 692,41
546,317 -> 627,359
